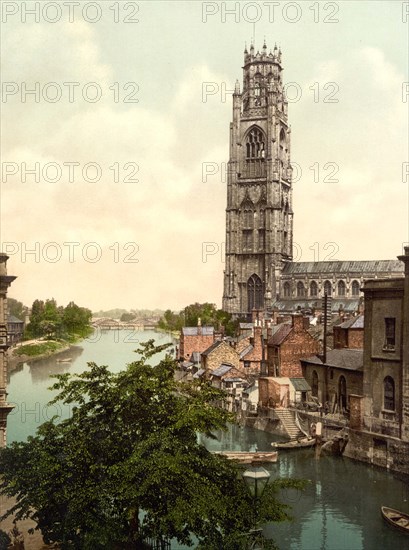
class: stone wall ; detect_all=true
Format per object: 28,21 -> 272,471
202,341 -> 240,373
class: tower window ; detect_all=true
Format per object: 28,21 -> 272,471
258,229 -> 265,250
310,281 -> 318,297
248,274 -> 263,311
384,318 -> 396,350
242,209 -> 253,229
242,230 -> 253,251
245,128 -> 265,159
384,376 -> 395,411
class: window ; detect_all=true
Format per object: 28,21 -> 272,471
244,361 -> 251,369
384,318 -> 396,350
243,209 -> 253,229
258,229 -> 266,250
324,280 -> 332,296
310,281 -> 318,297
312,371 -> 319,398
338,280 -> 346,296
351,280 -> 360,296
384,376 -> 395,411
283,282 -> 291,298
245,127 -> 265,159
297,282 -> 305,297
247,274 -> 263,311
242,230 -> 253,252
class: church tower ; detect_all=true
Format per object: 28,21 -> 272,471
222,41 -> 293,317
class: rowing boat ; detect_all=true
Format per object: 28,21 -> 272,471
381,506 -> 409,533
271,437 -> 315,449
215,451 -> 278,464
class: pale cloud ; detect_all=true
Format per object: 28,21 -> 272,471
1,16 -> 407,312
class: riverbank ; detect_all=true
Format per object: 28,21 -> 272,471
7,340 -> 81,373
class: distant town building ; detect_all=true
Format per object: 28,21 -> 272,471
222,44 -> 404,318
0,254 -> 16,448
7,315 -> 24,345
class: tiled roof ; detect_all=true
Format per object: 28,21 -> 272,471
240,344 -> 253,359
193,368 -> 205,378
282,260 -> 404,275
212,364 -> 233,377
290,378 -> 311,391
182,326 -> 214,336
268,324 -> 292,346
201,340 -> 223,356
239,323 -> 253,330
338,315 -> 364,329
8,315 -> 23,323
302,349 -> 363,371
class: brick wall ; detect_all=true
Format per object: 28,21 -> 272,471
202,341 -> 240,373
179,333 -> 214,360
277,332 -> 320,377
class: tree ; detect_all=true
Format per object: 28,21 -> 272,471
7,298 -> 25,320
0,341 -> 306,549
120,312 -> 136,322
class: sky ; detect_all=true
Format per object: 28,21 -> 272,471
1,0 -> 408,312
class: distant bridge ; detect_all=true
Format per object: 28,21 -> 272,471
91,318 -> 158,331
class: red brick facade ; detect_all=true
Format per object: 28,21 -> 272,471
178,327 -> 214,360
267,315 -> 320,378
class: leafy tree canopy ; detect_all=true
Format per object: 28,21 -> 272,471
0,341 -> 306,549
158,303 -> 239,337
24,299 -> 92,340
7,297 -> 26,320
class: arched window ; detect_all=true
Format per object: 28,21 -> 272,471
384,376 -> 395,411
297,282 -> 305,297
248,274 -> 263,312
310,281 -> 318,297
351,280 -> 360,296
324,280 -> 332,296
312,371 -> 319,398
338,280 -> 346,297
283,282 -> 291,297
339,376 -> 347,411
245,127 -> 265,159
242,209 -> 253,229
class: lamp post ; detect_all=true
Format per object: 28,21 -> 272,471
242,463 -> 271,549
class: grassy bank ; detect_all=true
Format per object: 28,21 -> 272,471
14,340 -> 66,357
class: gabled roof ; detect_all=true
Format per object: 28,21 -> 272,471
193,368 -> 205,378
290,378 -> 311,392
240,344 -> 253,359
212,364 -> 233,377
338,315 -> 364,329
239,322 -> 253,330
268,324 -> 292,346
201,340 -> 224,356
8,315 -> 23,324
282,260 -> 404,275
301,349 -> 363,371
182,326 -> 214,336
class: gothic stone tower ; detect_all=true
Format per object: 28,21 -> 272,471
222,42 -> 293,317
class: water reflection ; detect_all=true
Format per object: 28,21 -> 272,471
203,424 -> 409,550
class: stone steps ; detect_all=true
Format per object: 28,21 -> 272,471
274,408 -> 304,440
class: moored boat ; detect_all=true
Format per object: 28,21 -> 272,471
215,451 -> 278,464
56,357 -> 72,363
271,437 -> 315,449
381,506 -> 409,533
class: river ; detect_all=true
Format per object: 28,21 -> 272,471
6,330 -> 409,550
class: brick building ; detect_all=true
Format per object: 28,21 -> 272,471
266,314 -> 320,378
201,340 -> 241,375
333,315 -> 364,349
178,325 -> 215,361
